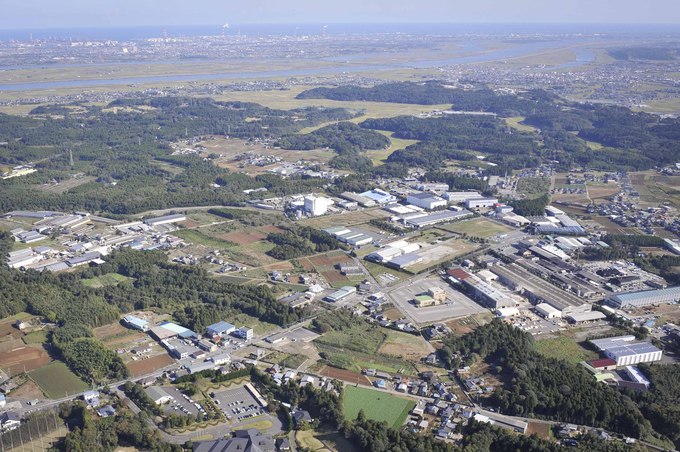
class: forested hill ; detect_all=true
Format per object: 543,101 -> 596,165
438,319 -> 675,448
0,98 -> 353,215
299,81 -> 680,171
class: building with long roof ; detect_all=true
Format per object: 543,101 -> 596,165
607,286 -> 680,309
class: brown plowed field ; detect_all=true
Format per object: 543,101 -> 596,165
319,366 -> 371,385
321,271 -> 349,284
180,219 -> 201,228
309,254 -> 352,267
259,225 -> 284,234
0,346 -> 52,375
221,230 -> 267,245
126,353 -> 174,378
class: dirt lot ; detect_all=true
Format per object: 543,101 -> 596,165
319,366 -> 371,385
526,422 -> 551,439
10,378 -> 45,400
179,219 -> 202,228
320,271 -> 349,284
221,230 -> 267,245
259,225 -> 284,234
0,346 -> 52,375
309,253 -> 352,267
0,322 -> 23,341
126,353 -> 175,378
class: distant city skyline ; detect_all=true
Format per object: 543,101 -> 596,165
2,0 -> 680,30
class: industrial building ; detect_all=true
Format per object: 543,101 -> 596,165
143,214 -> 186,226
340,192 -> 376,207
490,263 -> 591,316
448,268 -> 517,309
406,192 -> 448,210
567,311 -> 607,323
403,209 -> 473,228
123,315 -> 149,331
365,240 -> 420,263
443,191 -> 482,203
359,189 -> 396,205
324,226 -> 373,247
606,286 -> 680,309
206,321 -> 236,337
535,303 -> 561,319
386,253 -> 423,269
234,327 -> 254,341
465,198 -> 498,209
590,336 -> 663,367
325,286 -> 356,302
303,195 -> 329,216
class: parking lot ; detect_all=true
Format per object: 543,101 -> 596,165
210,386 -> 265,422
161,386 -> 205,418
388,277 -> 486,324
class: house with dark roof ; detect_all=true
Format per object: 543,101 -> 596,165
291,408 -> 312,428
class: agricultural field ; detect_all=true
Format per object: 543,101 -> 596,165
126,353 -> 175,378
299,208 -> 390,229
534,336 -> 599,365
629,171 -> 680,208
0,345 -> 52,376
504,116 -> 538,133
28,361 -> 88,398
82,273 -> 134,288
437,217 -> 513,238
22,330 -> 48,345
343,385 -> 415,429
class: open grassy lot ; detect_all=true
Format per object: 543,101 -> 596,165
504,116 -> 538,133
379,330 -> 431,362
534,336 -> 599,365
82,273 -> 134,288
315,342 -> 417,375
364,131 -> 419,166
29,361 -> 89,398
171,228 -> 237,249
22,330 -> 48,345
343,385 -> 415,429
437,217 -> 513,238
296,429 -> 357,452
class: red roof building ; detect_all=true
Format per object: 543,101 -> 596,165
589,358 -> 617,370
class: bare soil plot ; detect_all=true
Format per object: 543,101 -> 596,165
319,366 -> 371,385
10,378 -> 45,399
126,353 -> 175,378
309,252 -> 352,267
179,219 -> 202,228
526,422 -> 551,439
259,225 -> 284,234
320,271 -> 349,285
221,230 -> 267,245
0,346 -> 53,375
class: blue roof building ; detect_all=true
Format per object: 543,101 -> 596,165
206,321 -> 236,337
123,315 -> 148,331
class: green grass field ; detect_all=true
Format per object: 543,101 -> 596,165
172,228 -> 237,249
82,273 -> 133,288
534,336 -> 599,365
343,385 -> 415,429
29,361 -> 89,398
22,330 -> 48,345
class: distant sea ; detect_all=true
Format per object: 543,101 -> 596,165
2,23 -> 680,41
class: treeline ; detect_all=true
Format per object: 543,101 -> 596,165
509,193 -> 550,216
439,319 -> 659,441
424,172 -> 490,192
266,226 -> 343,260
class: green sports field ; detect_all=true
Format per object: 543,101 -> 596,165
343,385 -> 415,429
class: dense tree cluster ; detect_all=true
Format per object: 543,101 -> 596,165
57,401 -> 179,452
635,363 -> 680,448
508,193 -> 550,216
265,225 -> 343,260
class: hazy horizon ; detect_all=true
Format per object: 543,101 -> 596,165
3,0 -> 680,30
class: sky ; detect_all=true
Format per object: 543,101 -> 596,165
2,0 -> 680,29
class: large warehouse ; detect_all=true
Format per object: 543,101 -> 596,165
590,336 -> 663,367
607,286 -> 680,309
